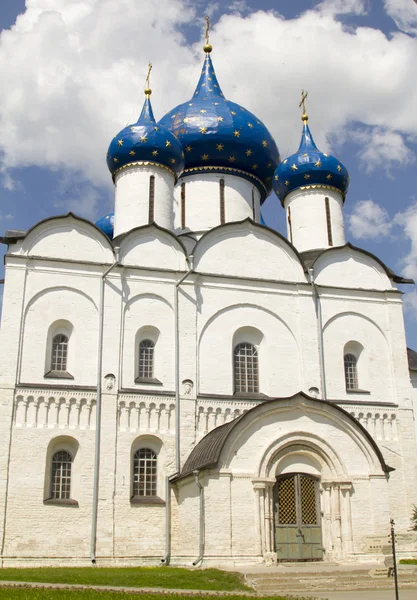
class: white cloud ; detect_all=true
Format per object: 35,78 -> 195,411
349,127 -> 415,173
384,0 -> 417,34
347,199 -> 393,240
0,0 -> 416,193
394,201 -> 417,280
403,289 -> 417,320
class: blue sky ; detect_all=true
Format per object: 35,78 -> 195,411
0,0 -> 417,348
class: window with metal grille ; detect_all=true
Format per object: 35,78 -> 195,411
344,353 -> 358,390
51,334 -> 68,372
51,450 -> 72,499
133,448 -> 157,496
138,339 -> 155,379
234,342 -> 259,393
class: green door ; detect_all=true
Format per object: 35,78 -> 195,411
274,473 -> 323,561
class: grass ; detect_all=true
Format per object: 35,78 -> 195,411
399,558 -> 417,564
0,567 -> 248,592
0,589 -> 313,600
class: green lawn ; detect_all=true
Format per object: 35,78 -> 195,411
399,559 -> 417,564
0,590 -> 310,600
0,567 -> 247,592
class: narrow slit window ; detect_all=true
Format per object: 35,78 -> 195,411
252,188 -> 256,221
51,334 -> 68,372
344,353 -> 358,390
51,450 -> 72,500
133,448 -> 157,497
234,342 -> 259,393
148,175 -> 155,224
220,178 -> 225,224
288,206 -> 293,244
325,197 -> 333,246
181,181 -> 186,229
138,339 -> 155,379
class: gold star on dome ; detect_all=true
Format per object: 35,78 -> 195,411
233,130 -> 240,137
183,118 -> 189,123
217,116 -> 224,122
216,144 -> 224,151
152,150 -> 158,156
140,136 -> 147,143
252,164 -> 258,170
304,174 -> 311,180
202,154 -> 209,161
170,158 -> 176,164
303,153 -> 308,157
229,156 -> 236,163
129,150 -> 136,156
166,140 -> 172,147
171,114 -> 176,119
214,102 -> 220,106
231,110 -> 236,115
337,165 -> 342,171
262,140 -> 268,147
117,139 -> 123,146
326,174 -> 332,180
314,160 -> 322,167
291,164 -> 298,171
200,127 -> 207,134
201,83 -> 206,87
208,88 -> 213,92
113,157 -> 118,163
275,175 -> 279,181
200,109 -> 207,113
185,146 -> 193,153
214,84 -> 218,88
208,77 -> 212,81
248,123 -> 254,128
285,180 -> 290,186
267,163 -> 272,168
154,126 -> 159,131
246,149 -> 252,156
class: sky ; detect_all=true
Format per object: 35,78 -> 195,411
0,0 -> 417,347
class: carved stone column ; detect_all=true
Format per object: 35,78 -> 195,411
252,478 -> 276,565
340,483 -> 354,556
321,482 -> 333,560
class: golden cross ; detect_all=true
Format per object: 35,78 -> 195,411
299,89 -> 308,115
205,15 -> 210,46
145,62 -> 152,90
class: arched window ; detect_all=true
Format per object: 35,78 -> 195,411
51,450 -> 72,500
138,339 -> 155,379
133,448 -> 157,497
234,342 -> 259,393
51,334 -> 69,372
344,353 -> 358,390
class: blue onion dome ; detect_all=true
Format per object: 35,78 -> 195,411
273,113 -> 349,205
158,49 -> 280,202
107,90 -> 184,181
95,212 -> 114,238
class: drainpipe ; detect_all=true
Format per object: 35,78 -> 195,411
192,470 -> 205,566
91,249 -> 120,564
309,268 -> 327,401
161,472 -> 178,565
174,257 -> 194,474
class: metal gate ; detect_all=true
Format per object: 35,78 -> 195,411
274,473 -> 323,561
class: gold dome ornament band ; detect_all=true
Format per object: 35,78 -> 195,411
204,15 -> 213,53
299,89 -> 308,122
144,62 -> 152,96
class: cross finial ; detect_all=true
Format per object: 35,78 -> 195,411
203,15 -> 213,53
144,62 -> 152,95
299,89 -> 308,122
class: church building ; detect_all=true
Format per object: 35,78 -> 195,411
0,34 -> 417,567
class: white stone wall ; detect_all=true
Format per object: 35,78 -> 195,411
0,213 -> 416,565
284,188 -> 345,252
173,173 -> 261,236
114,165 -> 176,235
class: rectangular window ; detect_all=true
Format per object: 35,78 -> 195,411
325,197 -> 333,246
220,178 -> 225,224
181,181 -> 186,229
148,175 -> 155,224
288,207 -> 293,244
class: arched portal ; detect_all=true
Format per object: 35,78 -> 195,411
274,473 -> 323,561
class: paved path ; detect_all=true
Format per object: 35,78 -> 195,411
303,591 -> 415,600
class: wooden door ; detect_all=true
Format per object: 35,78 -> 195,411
274,473 -> 323,561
